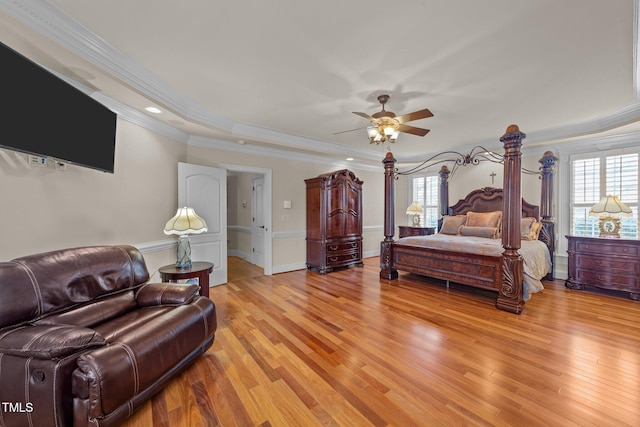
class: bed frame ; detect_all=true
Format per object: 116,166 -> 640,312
379,125 -> 558,314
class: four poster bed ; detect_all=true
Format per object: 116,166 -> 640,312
379,125 -> 558,314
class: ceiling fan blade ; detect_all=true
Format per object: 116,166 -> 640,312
395,108 -> 433,124
398,124 -> 430,137
352,111 -> 373,120
333,126 -> 367,135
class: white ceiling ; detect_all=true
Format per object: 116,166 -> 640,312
1,0 -> 639,167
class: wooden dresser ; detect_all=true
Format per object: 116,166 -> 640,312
566,235 -> 640,300
305,170 -> 363,274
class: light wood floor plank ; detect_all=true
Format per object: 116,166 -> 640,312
121,257 -> 640,426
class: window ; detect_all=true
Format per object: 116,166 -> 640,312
571,151 -> 638,238
410,175 -> 439,227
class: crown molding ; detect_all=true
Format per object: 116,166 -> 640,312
230,122 -> 381,161
554,131 -> 640,157
42,65 -> 192,143
0,0 -> 195,115
188,135 -> 381,172
525,103 -> 640,146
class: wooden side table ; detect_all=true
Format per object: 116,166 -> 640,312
159,262 -> 214,298
398,226 -> 435,238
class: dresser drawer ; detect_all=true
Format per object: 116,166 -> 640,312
575,254 -> 640,274
575,269 -> 639,291
575,241 -> 639,257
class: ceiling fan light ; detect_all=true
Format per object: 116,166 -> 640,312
351,94 -> 432,145
367,126 -> 379,139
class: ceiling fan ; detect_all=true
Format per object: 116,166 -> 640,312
338,94 -> 433,144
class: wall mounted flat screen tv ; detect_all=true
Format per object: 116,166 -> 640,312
0,42 -> 117,173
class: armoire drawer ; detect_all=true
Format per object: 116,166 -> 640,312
327,252 -> 361,265
327,241 -> 361,253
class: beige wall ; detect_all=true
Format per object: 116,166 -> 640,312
0,119 -> 186,271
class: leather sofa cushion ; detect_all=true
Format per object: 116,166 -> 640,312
135,283 -> 199,307
0,324 -> 105,358
93,307 -> 174,342
73,298 -> 216,416
34,291 -> 138,328
6,245 -> 149,323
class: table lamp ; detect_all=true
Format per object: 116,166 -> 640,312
588,195 -> 632,238
163,207 -> 208,268
406,201 -> 424,226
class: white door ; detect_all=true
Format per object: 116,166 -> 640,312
178,162 -> 227,286
252,175 -> 265,267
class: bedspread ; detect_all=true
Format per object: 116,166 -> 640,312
396,234 -> 552,300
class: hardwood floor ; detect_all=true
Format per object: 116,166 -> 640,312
227,256 -> 264,282
122,257 -> 640,426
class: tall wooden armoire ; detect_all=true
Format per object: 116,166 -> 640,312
305,169 -> 363,274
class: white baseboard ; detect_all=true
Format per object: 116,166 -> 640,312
228,249 -> 251,260
272,262 -> 307,274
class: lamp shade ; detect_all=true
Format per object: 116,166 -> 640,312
588,195 -> 633,218
163,207 -> 208,235
406,201 -> 424,215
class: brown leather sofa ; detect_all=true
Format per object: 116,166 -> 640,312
0,245 -> 217,427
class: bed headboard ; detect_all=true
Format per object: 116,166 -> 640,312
448,187 -> 540,218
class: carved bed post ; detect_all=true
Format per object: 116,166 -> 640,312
496,125 -> 525,314
539,151 -> 558,280
438,165 -> 450,231
380,152 -> 398,279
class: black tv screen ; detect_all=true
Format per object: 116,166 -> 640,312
0,42 -> 117,173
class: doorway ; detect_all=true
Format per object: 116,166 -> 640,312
221,163 -> 273,280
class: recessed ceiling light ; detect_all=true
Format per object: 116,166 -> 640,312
145,106 -> 162,114
238,139 -> 246,145
346,157 -> 354,161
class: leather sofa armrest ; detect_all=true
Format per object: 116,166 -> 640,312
135,283 -> 199,307
0,324 -> 105,359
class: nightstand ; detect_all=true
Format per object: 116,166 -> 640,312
398,226 -> 435,238
565,235 -> 640,300
159,262 -> 213,298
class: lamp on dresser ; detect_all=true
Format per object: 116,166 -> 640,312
589,195 -> 632,238
406,201 -> 424,226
